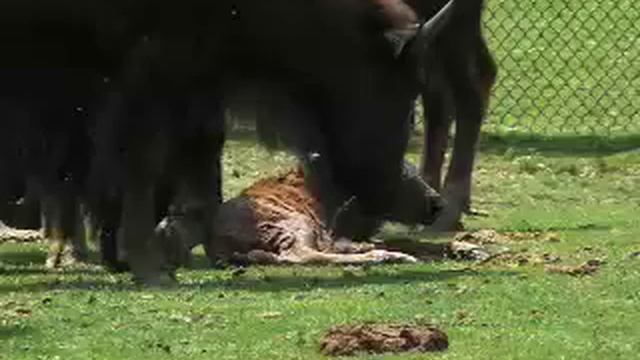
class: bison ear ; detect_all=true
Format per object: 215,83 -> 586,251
371,0 -> 419,57
384,25 -> 420,58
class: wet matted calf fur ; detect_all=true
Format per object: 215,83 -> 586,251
159,167 -> 426,267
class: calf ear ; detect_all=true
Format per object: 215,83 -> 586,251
371,0 -> 420,57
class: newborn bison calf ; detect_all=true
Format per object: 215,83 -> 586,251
159,163 -> 444,267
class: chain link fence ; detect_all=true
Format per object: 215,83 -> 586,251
421,0 -> 640,136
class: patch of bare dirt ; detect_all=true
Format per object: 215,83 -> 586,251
477,251 -> 561,267
446,241 -> 496,261
454,229 -> 507,244
368,229 -> 562,264
455,229 -> 560,245
320,324 -> 448,357
0,221 -> 43,243
544,259 -> 603,276
376,238 -> 505,262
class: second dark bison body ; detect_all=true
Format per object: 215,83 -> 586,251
0,0 -> 473,284
411,0 -> 498,229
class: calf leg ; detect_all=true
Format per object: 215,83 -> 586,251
331,237 -> 377,254
278,247 -> 418,265
234,247 -> 417,265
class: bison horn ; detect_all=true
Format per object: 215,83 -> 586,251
409,0 -> 455,81
387,0 -> 454,59
416,0 -> 455,44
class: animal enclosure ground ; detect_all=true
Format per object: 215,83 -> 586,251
2,129 -> 639,360
2,0 -> 640,356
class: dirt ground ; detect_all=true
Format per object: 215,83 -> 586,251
320,324 -> 449,356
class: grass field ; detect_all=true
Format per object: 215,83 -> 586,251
2,129 -> 639,359
2,0 -> 640,358
484,0 -> 640,135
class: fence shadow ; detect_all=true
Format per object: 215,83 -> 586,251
478,132 -> 640,158
228,126 -> 640,159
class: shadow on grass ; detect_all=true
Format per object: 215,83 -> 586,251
0,230 -> 516,295
226,127 -> 260,142
0,244 -> 46,265
0,245 -> 108,277
494,222 -> 613,233
0,265 -> 517,295
404,132 -> 640,158
229,126 -> 640,162
0,265 -> 105,277
478,132 -> 640,158
0,323 -> 34,340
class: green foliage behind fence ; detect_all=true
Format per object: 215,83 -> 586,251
478,0 -> 639,135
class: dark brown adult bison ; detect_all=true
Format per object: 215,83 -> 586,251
0,69 -> 103,267
2,0 -> 459,284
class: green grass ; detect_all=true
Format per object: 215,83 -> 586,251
2,130 -> 640,360
2,0 -> 640,357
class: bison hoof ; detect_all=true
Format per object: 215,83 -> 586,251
429,208 -> 465,232
45,255 -> 59,270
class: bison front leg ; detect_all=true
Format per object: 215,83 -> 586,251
121,180 -> 173,285
419,61 -> 454,195
42,180 -> 88,269
96,198 -> 128,273
174,96 -> 225,268
431,40 -> 497,231
120,111 -> 176,284
42,184 -> 87,269
429,94 -> 481,231
42,193 -> 64,269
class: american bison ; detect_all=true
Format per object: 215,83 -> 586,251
2,0 -> 457,284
